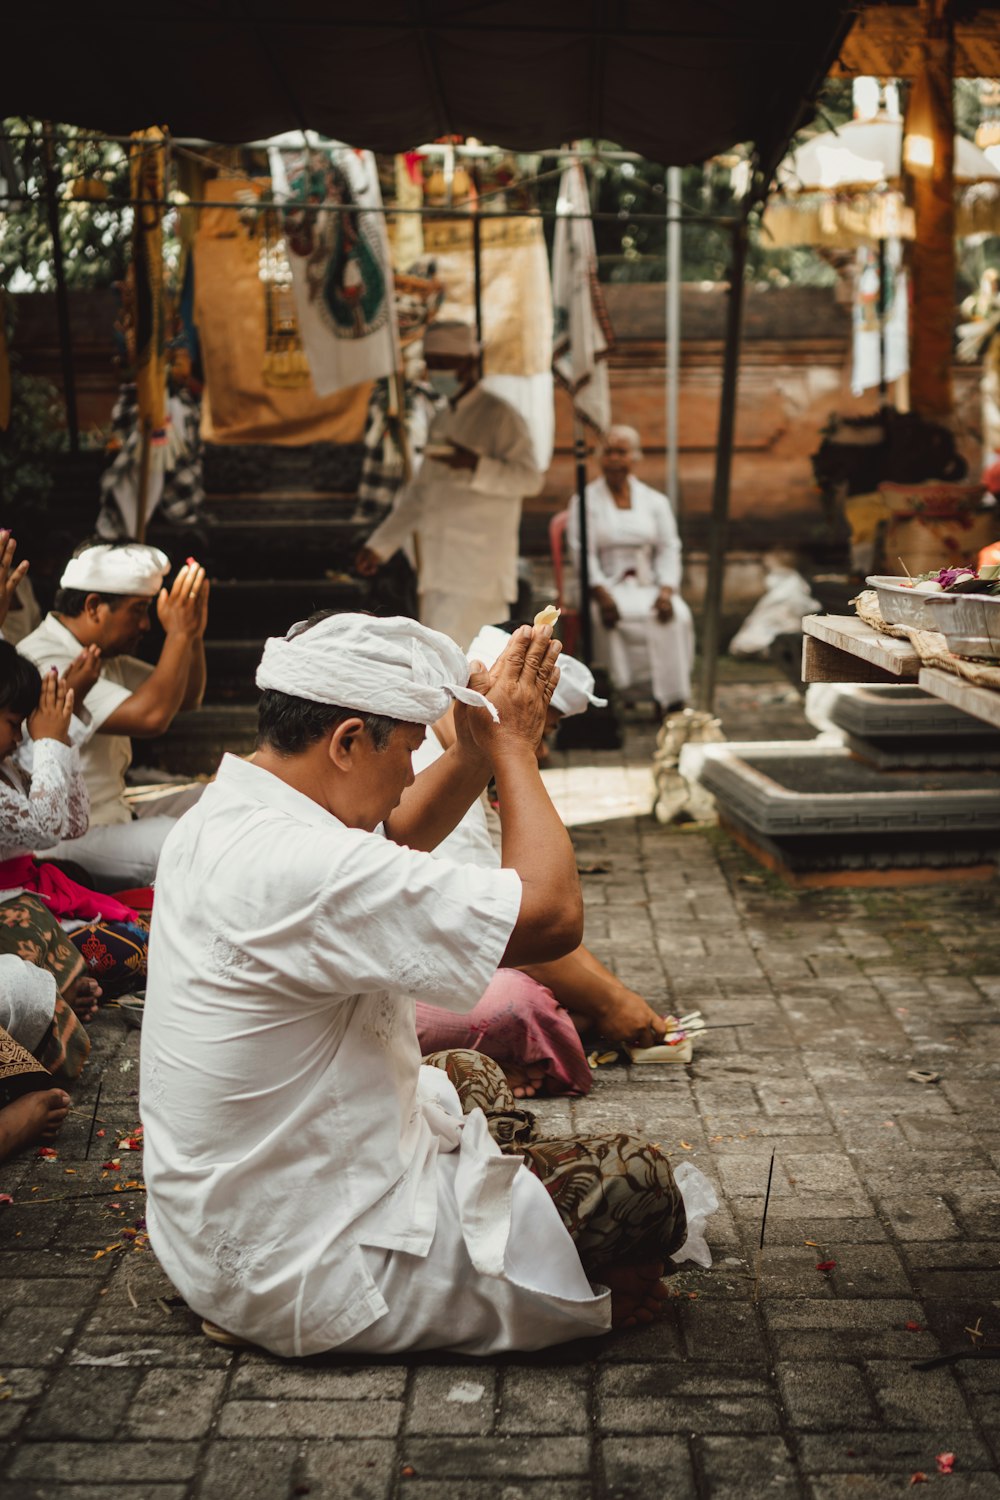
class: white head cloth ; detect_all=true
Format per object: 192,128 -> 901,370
424,319 -> 480,358
256,613 -> 499,724
60,544 -> 170,597
467,625 -> 606,719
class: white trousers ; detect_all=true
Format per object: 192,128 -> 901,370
421,590 -> 509,652
594,581 -> 695,708
46,782 -> 205,887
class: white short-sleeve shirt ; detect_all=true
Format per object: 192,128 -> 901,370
141,755 -> 606,1357
18,613 -> 153,826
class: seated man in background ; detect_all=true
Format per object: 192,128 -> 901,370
18,540 -> 209,887
141,612 -> 690,1357
414,622 -> 673,1097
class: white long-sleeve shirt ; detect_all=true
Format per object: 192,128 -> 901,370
366,385 -> 543,604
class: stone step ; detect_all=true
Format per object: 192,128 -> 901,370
141,706 -> 258,778
203,576 -> 367,638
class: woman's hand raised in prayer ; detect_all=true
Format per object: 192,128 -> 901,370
468,623 -> 561,764
0,532 -> 30,633
28,670 -> 74,745
62,645 -> 102,705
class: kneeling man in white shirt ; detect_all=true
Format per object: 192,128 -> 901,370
141,611 -> 692,1357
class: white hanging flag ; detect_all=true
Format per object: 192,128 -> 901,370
551,161 -> 612,434
852,237 -> 908,397
268,142 -> 400,396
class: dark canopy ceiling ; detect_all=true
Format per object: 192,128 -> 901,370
7,2 -> 851,168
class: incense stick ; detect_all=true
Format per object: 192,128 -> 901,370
84,1079 -> 103,1161
898,556 -> 913,580
753,1150 -> 776,1302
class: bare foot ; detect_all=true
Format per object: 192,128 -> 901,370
593,1261 -> 670,1328
0,1089 -> 70,1161
504,1062 -> 548,1099
66,975 -> 102,1023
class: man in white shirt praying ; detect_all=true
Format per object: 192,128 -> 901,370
355,321 -> 543,650
140,611 -> 691,1358
18,539 -> 209,887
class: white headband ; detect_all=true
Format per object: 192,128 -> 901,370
467,626 -> 606,719
60,544 -> 170,597
256,613 -> 499,725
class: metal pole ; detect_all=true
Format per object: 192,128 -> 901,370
40,122 -> 79,454
697,216 -> 748,713
877,235 -> 888,400
573,419 -> 594,666
666,165 -> 682,507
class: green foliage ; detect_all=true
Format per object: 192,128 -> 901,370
0,366 -> 65,515
0,118 -> 130,292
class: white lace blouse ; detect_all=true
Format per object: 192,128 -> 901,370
0,738 -> 90,897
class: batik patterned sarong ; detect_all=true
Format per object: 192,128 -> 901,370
422,1049 -> 687,1275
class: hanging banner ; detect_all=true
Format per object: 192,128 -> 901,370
551,162 -> 613,435
128,127 -> 168,431
852,237 -> 909,397
268,142 -> 400,397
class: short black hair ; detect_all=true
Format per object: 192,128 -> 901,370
53,536 -> 142,618
0,641 -> 42,719
256,691 -> 398,756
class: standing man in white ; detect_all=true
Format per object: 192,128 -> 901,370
356,321 -> 543,649
568,424 -> 695,715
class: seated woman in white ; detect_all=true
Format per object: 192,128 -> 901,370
568,424 -> 695,716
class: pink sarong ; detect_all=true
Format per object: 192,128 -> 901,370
415,968 -> 593,1097
0,855 -> 138,925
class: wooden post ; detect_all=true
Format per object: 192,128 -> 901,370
906,0 -> 956,422
697,217 -> 748,712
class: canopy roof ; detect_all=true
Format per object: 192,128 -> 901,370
777,116 -> 1000,191
8,2 -> 850,169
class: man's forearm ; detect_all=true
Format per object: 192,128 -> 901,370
181,639 -> 207,711
385,743 -> 491,852
101,634 -> 194,737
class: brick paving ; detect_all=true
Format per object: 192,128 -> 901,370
2,678 -> 999,1499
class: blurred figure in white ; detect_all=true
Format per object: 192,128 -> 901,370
568,425 -> 694,715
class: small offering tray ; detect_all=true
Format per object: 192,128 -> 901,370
865,575 -> 940,631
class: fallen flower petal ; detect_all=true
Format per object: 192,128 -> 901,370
910,1474 -> 927,1486
816,1260 -> 837,1272
905,1321 -> 922,1332
0,1194 -> 13,1206
36,1146 -> 58,1159
936,1454 -> 956,1475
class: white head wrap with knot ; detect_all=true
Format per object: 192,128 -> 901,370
256,613 -> 499,724
60,543 -> 170,597
467,625 -> 606,719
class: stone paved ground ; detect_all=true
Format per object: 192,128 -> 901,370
2,673 -> 999,1500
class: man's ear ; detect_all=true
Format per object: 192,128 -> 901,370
328,716 -> 366,771
84,594 -> 103,621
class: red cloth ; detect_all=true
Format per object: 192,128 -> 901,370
0,855 -> 139,925
415,968 -> 593,1097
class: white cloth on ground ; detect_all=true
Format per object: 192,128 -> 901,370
256,612 -> 498,723
141,754 -> 609,1357
568,478 -> 695,707
59,544 -> 169,597
18,614 -> 154,827
365,385 -> 543,629
0,954 -> 57,1053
